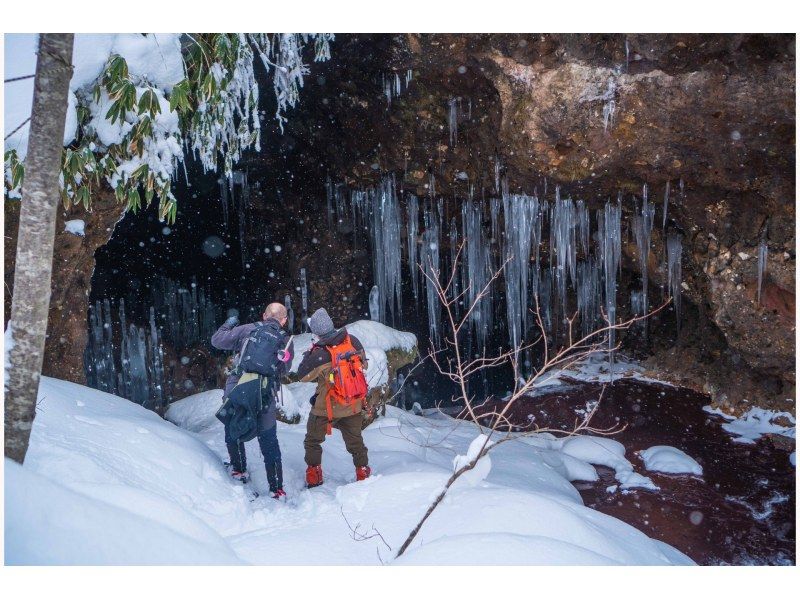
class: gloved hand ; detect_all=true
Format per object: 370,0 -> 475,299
277,349 -> 292,363
224,315 -> 239,328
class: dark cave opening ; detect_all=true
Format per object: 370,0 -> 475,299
84,33 -> 700,412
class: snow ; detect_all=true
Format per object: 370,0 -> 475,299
64,219 -> 85,236
639,445 -> 703,476
452,434 -> 493,488
560,435 -> 659,491
5,460 -> 240,565
4,33 -> 184,162
704,405 -> 796,444
536,353 -> 675,389
6,373 -> 693,565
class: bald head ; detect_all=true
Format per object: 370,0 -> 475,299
263,302 -> 288,324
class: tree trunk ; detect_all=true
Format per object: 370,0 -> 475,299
5,33 -> 74,463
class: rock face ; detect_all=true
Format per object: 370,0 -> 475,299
6,34 -> 793,414
5,187 -> 125,384
280,33 -> 795,414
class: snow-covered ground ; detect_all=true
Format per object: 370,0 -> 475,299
6,374 -> 693,565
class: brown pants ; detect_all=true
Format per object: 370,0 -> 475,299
304,413 -> 368,468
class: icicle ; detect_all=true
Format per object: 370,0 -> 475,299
448,97 -> 459,146
368,176 -> 403,324
462,201 -> 493,352
490,196 -> 501,243
285,294 -> 294,333
625,38 -> 630,71
421,201 -> 441,348
662,181 -> 670,229
369,285 -> 381,321
406,194 -> 420,304
666,232 -> 683,333
598,199 -> 622,375
576,199 -> 590,257
494,157 -> 501,194
300,268 -> 309,332
325,175 -> 334,230
503,192 -> 539,350
219,177 -> 230,229
550,193 -> 577,320
577,257 -> 601,338
757,240 -> 768,305
449,216 -> 461,316
632,189 -> 656,338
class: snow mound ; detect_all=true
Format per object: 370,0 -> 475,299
9,372 -> 691,565
640,445 -> 703,476
560,435 -> 658,491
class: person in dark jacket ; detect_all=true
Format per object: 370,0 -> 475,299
297,308 -> 370,488
211,302 -> 294,499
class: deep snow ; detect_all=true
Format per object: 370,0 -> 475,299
5,315 -> 691,566
5,374 -> 693,565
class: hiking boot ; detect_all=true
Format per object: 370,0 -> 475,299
231,470 -> 250,484
270,488 -> 287,501
306,465 -> 323,488
355,466 -> 371,481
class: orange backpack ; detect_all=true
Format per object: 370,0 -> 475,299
323,334 -> 368,434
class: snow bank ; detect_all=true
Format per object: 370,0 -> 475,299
22,378 -> 255,547
640,445 -> 703,476
5,460 -> 240,565
704,405 -> 796,444
9,371 -> 691,565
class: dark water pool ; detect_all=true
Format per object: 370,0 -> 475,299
470,378 -> 795,565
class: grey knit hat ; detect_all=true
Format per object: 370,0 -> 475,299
308,308 -> 335,336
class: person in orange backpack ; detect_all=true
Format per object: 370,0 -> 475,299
297,308 -> 370,488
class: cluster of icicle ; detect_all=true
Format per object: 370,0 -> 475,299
382,69 -> 414,106
85,275 -> 220,410
85,299 -> 169,413
327,175 -> 685,368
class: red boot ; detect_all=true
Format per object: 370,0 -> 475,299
306,465 -> 323,488
356,466 -> 371,481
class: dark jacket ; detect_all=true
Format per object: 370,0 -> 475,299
216,373 -> 271,444
211,317 -> 294,434
297,328 -> 368,419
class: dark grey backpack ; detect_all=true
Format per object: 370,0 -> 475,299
237,322 -> 284,378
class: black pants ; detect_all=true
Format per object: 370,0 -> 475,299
226,425 -> 283,493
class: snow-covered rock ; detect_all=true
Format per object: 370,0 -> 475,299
560,435 -> 658,490
64,219 -> 85,236
640,445 -> 703,476
704,405 -> 796,444
7,375 -> 693,565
